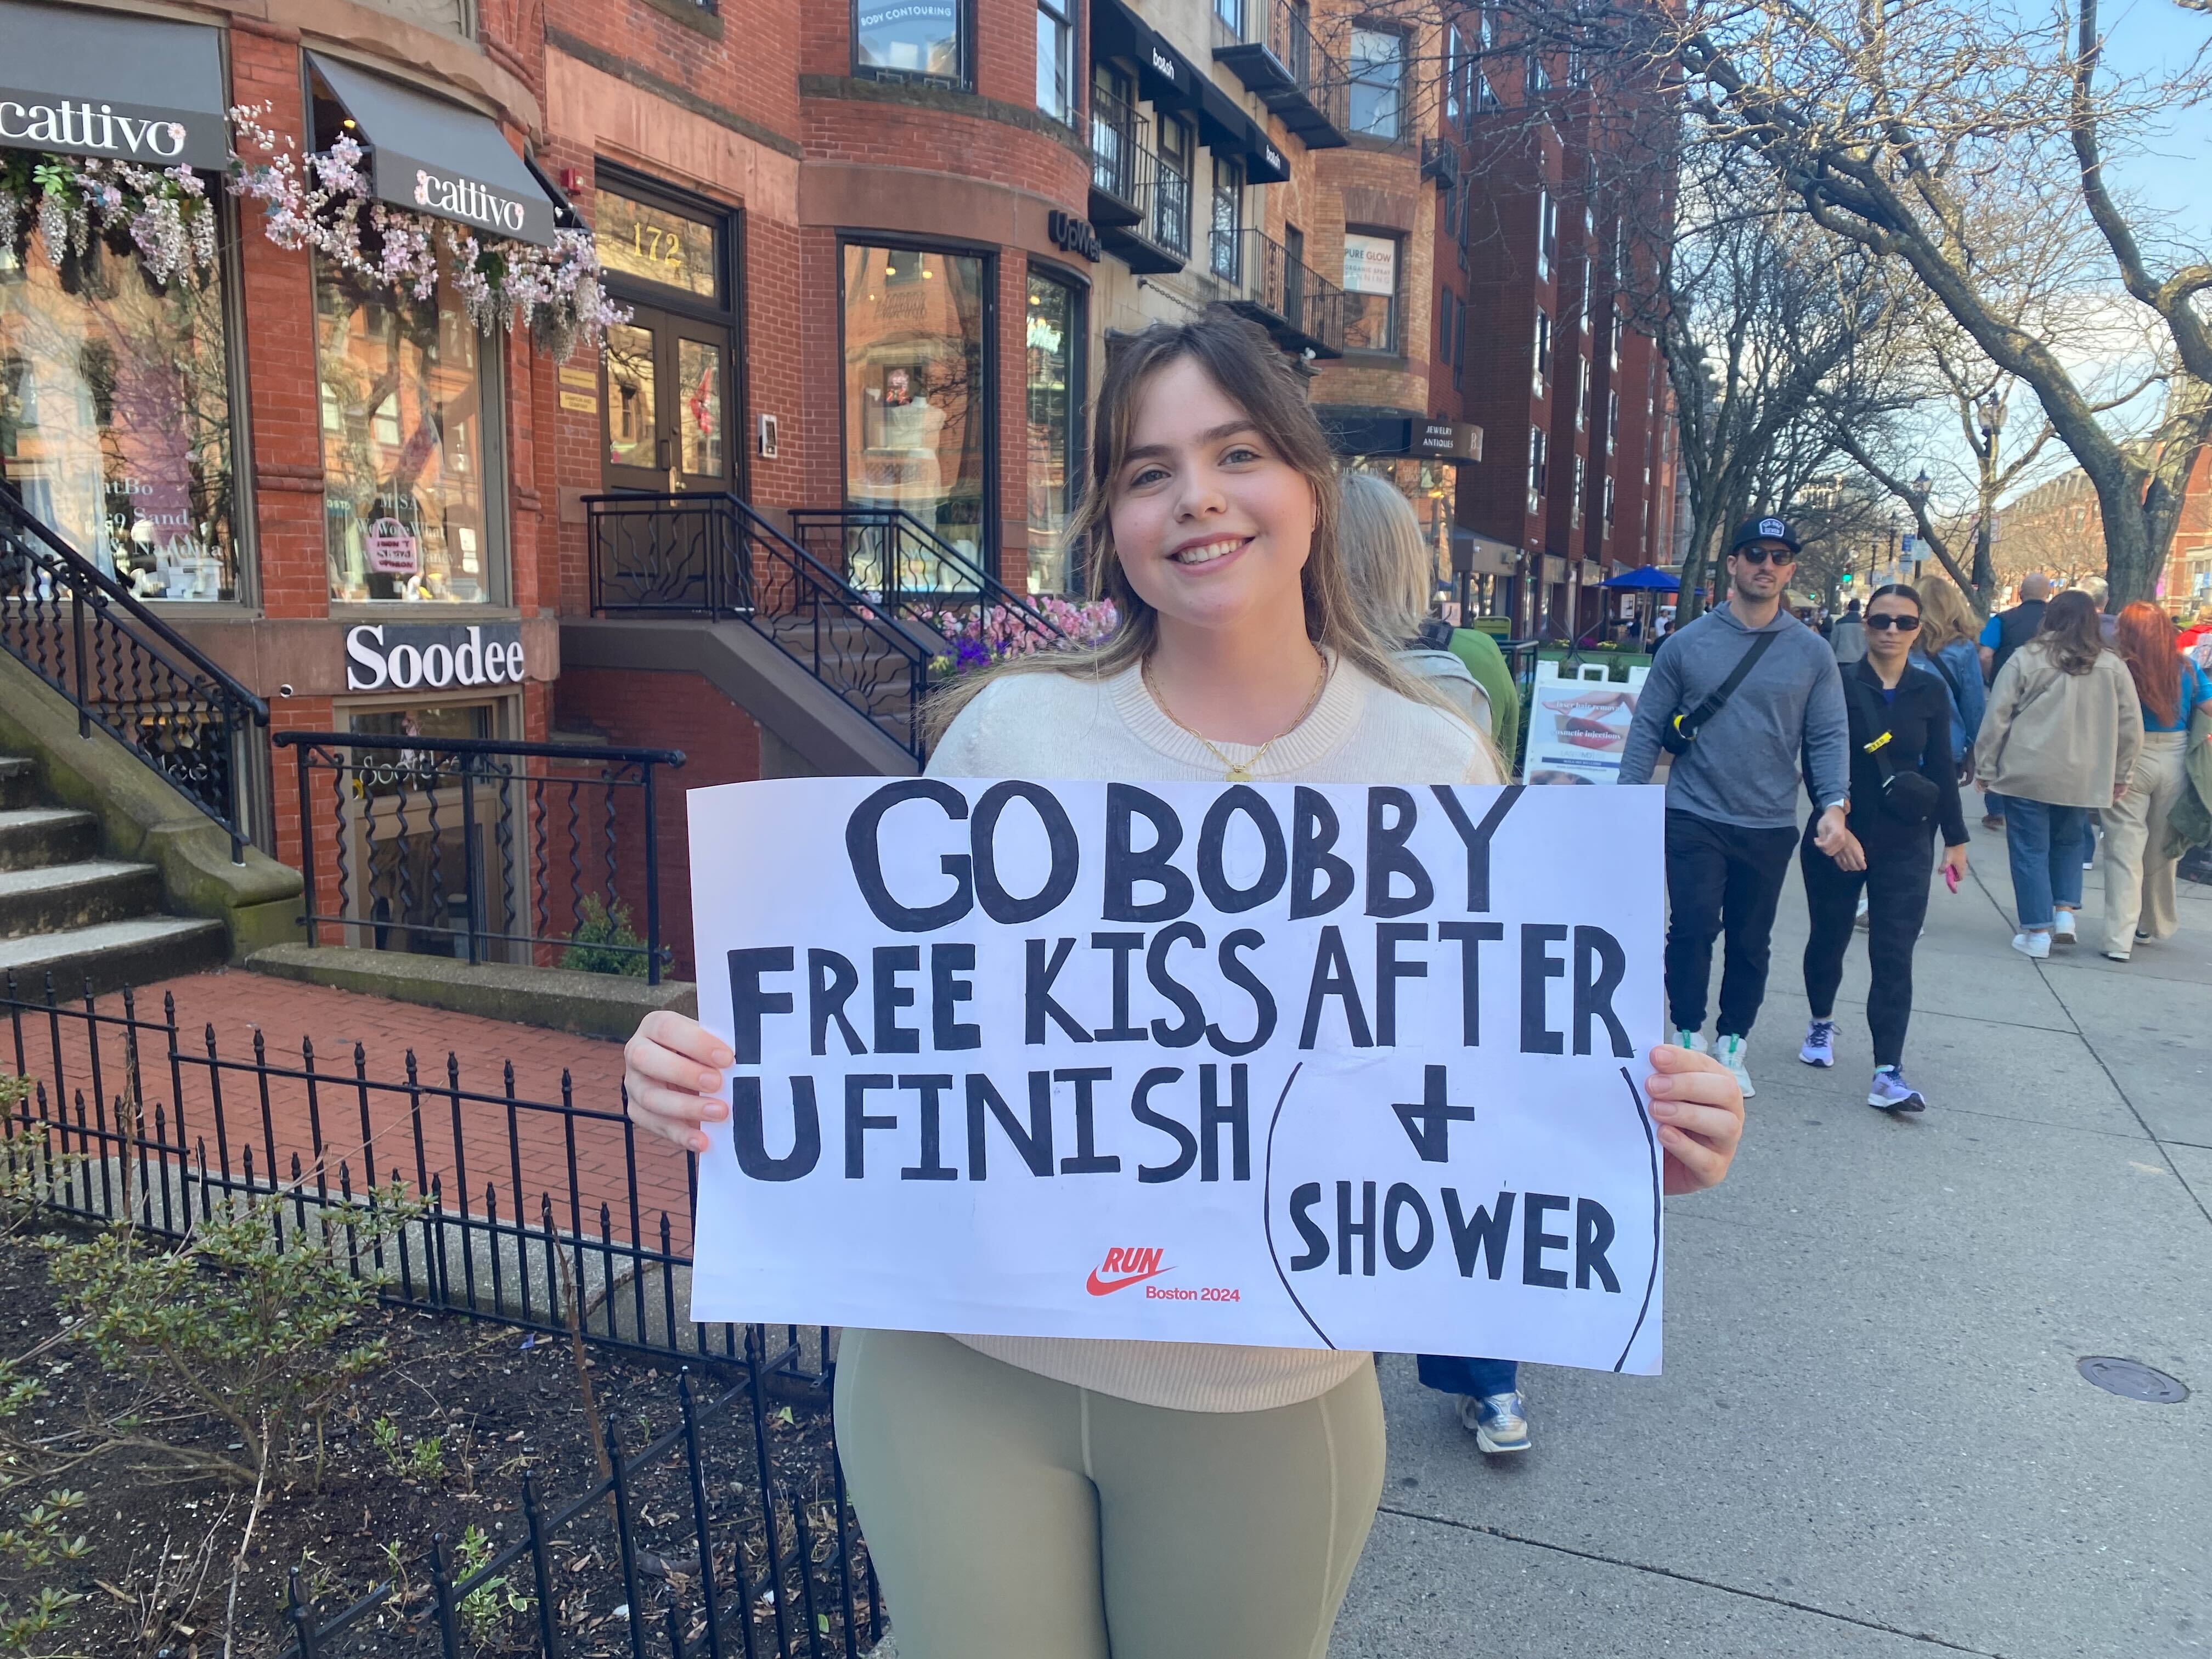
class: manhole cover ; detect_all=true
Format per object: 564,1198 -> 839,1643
2076,1357 -> 2189,1403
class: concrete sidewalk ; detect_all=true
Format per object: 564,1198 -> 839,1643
1336,843 -> 2212,1658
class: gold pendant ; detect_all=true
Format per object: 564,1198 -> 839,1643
1225,765 -> 1251,782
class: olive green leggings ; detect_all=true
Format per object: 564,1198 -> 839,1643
833,1329 -> 1386,1659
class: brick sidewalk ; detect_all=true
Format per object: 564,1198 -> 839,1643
2,967 -> 696,1252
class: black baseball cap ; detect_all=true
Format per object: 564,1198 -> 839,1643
1729,515 -> 1801,554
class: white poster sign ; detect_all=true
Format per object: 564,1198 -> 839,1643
1341,233 -> 1398,297
1523,661 -> 1650,786
687,777 -> 1667,1374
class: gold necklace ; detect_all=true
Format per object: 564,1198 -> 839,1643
1143,651 -> 1330,782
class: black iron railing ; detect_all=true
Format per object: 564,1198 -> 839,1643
1154,159 -> 1193,259
587,493 -> 936,763
787,507 -> 1066,650
1215,227 -> 1347,355
275,730 -> 685,985
0,486 -> 267,861
1089,87 -> 1150,216
0,974 -> 877,1658
1211,0 -> 1349,144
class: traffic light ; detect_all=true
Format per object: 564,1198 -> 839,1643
1839,572 -> 1854,585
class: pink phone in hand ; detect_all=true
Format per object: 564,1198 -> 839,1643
1944,865 -> 1960,894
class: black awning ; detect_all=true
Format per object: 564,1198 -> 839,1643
1244,116 -> 1290,183
1194,77 -> 1248,154
1137,28 -> 1204,110
308,53 -> 558,247
0,0 -> 228,171
1091,0 -> 1158,70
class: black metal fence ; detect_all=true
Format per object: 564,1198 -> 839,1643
0,483 -> 268,861
787,507 -> 1066,652
0,972 -> 883,1657
276,731 -> 686,985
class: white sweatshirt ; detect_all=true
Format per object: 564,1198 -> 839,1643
922,654 -> 1501,1413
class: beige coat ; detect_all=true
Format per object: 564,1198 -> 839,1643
1974,643 -> 2143,808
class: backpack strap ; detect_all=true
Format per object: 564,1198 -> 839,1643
1671,628 -> 1781,744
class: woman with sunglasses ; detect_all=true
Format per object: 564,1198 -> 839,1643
1797,584 -> 1971,1112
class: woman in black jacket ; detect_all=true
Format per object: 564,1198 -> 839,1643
1797,584 -> 1972,1111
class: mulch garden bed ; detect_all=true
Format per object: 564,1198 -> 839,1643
0,1226 -> 877,1658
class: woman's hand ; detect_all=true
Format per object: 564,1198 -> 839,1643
1645,1045 -> 1744,1196
624,1011 -> 732,1154
1943,843 -> 1969,883
1830,829 -> 1867,872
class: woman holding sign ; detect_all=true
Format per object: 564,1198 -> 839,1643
623,311 -> 1745,1659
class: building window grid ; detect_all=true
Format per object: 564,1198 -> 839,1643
1575,358 -> 1588,430
1572,455 -> 1585,528
1156,118 -> 1193,258
1036,0 -> 1073,123
1603,473 -> 1615,535
1537,189 -> 1556,282
1210,155 -> 1244,283
1348,27 -> 1406,139
1607,388 -> 1619,453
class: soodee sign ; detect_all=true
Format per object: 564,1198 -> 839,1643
689,777 -> 1668,1374
343,623 -> 527,692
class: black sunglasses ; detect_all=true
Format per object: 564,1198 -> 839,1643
1732,546 -> 1796,566
1865,614 -> 1921,631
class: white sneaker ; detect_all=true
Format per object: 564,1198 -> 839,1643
1717,1034 -> 1754,1098
2052,911 -> 2076,944
2011,930 -> 2051,960
1674,1029 -> 1708,1053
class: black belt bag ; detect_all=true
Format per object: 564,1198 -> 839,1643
1660,630 -> 1779,754
1844,675 -> 1939,825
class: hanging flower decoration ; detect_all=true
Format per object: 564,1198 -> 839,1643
227,103 -> 626,357
0,146 -> 219,286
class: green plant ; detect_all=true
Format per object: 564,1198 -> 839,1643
0,1489 -> 88,1656
370,1415 -> 448,1481
453,1523 -> 529,1644
50,1180 -> 421,1487
560,894 -> 650,978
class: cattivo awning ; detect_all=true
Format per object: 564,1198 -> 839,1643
0,0 -> 229,171
309,53 -> 557,246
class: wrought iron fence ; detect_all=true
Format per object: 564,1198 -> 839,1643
0,483 -> 268,861
276,731 -> 685,985
1088,86 -> 1149,213
0,973 -> 881,1657
1214,227 -> 1346,356
1212,0 -> 1350,140
587,494 -> 935,763
787,507 -> 1066,651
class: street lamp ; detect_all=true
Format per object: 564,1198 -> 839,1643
1974,396 -> 2007,601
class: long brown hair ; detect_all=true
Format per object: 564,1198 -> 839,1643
926,308 -> 1476,743
2114,600 -> 2181,725
2030,589 -> 2107,676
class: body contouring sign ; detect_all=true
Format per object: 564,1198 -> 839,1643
689,777 -> 1668,1375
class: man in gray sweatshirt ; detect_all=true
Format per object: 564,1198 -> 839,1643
1620,517 -> 1852,1096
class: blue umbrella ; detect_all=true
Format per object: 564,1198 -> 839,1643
1601,566 -> 1680,590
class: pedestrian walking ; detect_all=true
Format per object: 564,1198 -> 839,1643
1911,579 -> 1987,771
1830,598 -> 1868,664
1976,573 -> 2051,831
1973,590 -> 2141,959
2100,602 -> 2211,961
1796,584 -> 1971,1112
1621,515 -> 1853,1097
618,312 -> 1746,1659
1341,471 -> 1521,759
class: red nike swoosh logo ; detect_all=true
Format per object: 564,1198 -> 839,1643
1085,1266 -> 1171,1296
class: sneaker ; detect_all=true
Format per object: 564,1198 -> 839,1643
2011,930 -> 2051,960
1799,1018 -> 1836,1068
1867,1067 -> 1927,1113
1854,893 -> 1870,930
2052,911 -> 2077,944
2102,950 -> 2130,963
1674,1029 -> 1708,1053
1717,1034 -> 1754,1098
1458,1390 -> 1531,1454
1981,814 -> 2005,832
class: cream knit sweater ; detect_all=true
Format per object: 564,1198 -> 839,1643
920,653 -> 1501,1413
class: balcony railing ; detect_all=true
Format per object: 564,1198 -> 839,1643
1212,0 -> 1348,147
275,730 -> 686,984
1153,161 -> 1192,259
787,507 -> 1066,653
1214,227 -> 1346,356
1090,88 -> 1149,223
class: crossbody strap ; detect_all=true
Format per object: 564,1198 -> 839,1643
1841,671 -> 1904,785
1674,628 -> 1781,741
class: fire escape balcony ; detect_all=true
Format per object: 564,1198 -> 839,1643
1210,0 -> 1347,149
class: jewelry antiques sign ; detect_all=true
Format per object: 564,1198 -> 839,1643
687,777 -> 1667,1374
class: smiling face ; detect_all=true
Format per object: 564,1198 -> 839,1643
1107,355 -> 1316,643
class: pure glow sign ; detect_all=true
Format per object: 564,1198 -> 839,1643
1342,234 -> 1398,297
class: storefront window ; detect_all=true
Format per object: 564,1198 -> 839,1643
0,229 -> 239,600
843,244 -> 988,577
317,255 -> 499,604
856,1 -> 964,84
1024,273 -> 1079,595
1341,232 -> 1400,353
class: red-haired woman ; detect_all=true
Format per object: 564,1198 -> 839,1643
2102,602 -> 2211,960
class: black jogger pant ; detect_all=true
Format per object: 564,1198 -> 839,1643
1663,810 -> 1799,1040
1799,817 -> 1935,1070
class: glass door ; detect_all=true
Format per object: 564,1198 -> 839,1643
601,302 -> 730,494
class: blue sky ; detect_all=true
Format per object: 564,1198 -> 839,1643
2098,4 -> 2210,245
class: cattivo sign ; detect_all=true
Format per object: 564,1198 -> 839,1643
0,99 -> 187,160
345,623 -> 527,693
413,168 -> 530,236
